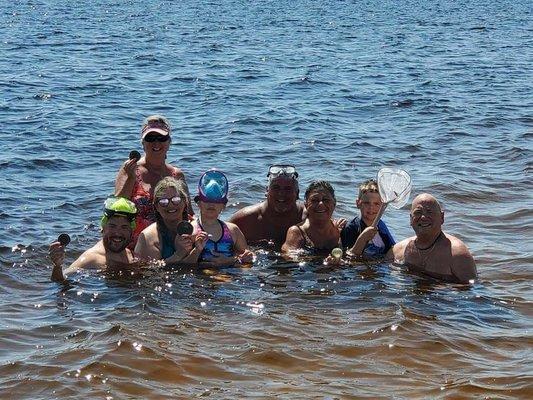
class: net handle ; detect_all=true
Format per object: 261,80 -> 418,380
371,203 -> 388,228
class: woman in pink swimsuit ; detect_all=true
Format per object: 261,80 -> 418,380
114,115 -> 193,248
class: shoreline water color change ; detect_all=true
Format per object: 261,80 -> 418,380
1,1 -> 531,398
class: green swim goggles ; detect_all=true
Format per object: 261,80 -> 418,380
101,196 -> 138,229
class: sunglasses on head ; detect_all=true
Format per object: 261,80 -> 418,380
144,134 -> 170,143
267,165 -> 298,179
156,196 -> 183,207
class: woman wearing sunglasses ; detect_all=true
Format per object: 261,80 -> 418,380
115,115 -> 193,249
134,177 -> 207,265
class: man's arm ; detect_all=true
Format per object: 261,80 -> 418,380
347,226 -> 377,256
384,238 -> 409,264
227,222 -> 254,264
49,242 -> 99,282
450,240 -> 477,283
229,205 -> 258,231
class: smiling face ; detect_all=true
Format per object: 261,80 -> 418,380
267,176 -> 299,213
142,133 -> 171,158
155,187 -> 186,224
357,191 -> 382,226
410,194 -> 444,237
305,189 -> 336,222
102,215 -> 133,253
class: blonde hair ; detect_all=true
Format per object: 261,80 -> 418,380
141,114 -> 172,134
154,177 -> 189,222
358,179 -> 379,199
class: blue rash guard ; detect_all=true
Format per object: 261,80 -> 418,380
340,216 -> 395,257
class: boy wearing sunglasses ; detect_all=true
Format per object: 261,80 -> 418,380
229,164 -> 305,247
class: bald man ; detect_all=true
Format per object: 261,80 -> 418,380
387,193 -> 477,283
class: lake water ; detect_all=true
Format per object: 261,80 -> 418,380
1,0 -> 532,398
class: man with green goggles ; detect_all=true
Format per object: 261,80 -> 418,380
49,196 -> 139,281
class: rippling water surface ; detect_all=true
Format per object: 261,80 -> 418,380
1,0 -> 532,398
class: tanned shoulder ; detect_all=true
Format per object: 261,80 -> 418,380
229,203 -> 263,223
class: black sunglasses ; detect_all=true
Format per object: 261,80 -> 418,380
144,135 -> 170,143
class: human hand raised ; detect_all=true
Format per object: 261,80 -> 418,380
122,158 -> 138,179
193,231 -> 209,252
49,242 -> 65,268
174,233 -> 194,255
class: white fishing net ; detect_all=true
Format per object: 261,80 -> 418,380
377,167 -> 412,209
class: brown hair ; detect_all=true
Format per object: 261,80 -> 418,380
304,180 -> 336,202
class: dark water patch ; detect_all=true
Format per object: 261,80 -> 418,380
33,93 -> 53,101
390,99 -> 415,108
0,157 -> 70,171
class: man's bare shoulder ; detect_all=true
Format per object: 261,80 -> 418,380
444,233 -> 477,280
67,242 -> 107,271
390,236 -> 414,260
444,233 -> 471,254
394,236 -> 414,252
229,202 -> 265,223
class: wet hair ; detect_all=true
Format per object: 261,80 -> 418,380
358,179 -> 379,199
304,180 -> 336,202
153,177 -> 190,227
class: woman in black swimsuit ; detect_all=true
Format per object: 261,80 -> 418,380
282,180 -> 341,254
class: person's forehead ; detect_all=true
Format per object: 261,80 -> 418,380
269,177 -> 297,187
161,186 -> 178,196
412,199 -> 439,211
308,189 -> 333,198
199,200 -> 224,206
360,191 -> 381,201
107,215 -> 131,225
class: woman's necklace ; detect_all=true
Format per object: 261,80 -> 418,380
415,232 -> 443,268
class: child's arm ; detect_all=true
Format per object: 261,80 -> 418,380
227,222 -> 254,264
347,226 -> 377,256
180,231 -> 209,266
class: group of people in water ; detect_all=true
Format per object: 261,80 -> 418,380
49,115 -> 477,284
